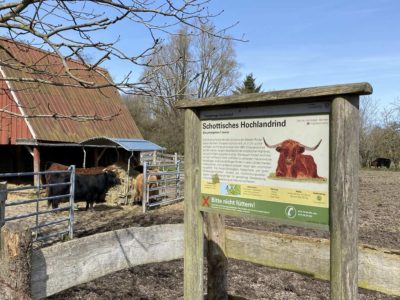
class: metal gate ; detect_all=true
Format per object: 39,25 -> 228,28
142,160 -> 184,212
0,166 -> 75,244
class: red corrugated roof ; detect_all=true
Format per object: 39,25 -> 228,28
0,38 -> 142,143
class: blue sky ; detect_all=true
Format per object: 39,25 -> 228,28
4,1 -> 398,109
99,0 -> 399,109
205,0 -> 400,108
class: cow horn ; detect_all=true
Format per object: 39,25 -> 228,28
301,139 -> 322,151
263,138 -> 281,149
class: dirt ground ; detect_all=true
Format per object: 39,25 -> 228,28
5,169 -> 400,299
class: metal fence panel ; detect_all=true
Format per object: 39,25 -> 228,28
0,166 -> 75,244
142,160 -> 184,212
141,151 -> 184,165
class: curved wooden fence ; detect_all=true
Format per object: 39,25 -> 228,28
0,223 -> 399,299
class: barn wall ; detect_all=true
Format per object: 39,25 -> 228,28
0,81 -> 32,145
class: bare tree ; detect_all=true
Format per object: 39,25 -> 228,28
383,98 -> 400,129
393,97 -> 400,113
123,94 -> 160,143
192,23 -> 239,98
136,23 -> 239,152
142,27 -> 192,119
123,93 -> 185,153
0,1 -> 238,92
359,96 -> 379,166
359,97 -> 400,168
142,24 -> 239,100
379,102 -> 400,167
0,1 -> 241,121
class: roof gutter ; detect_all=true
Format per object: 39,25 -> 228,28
0,66 -> 37,139
16,139 -> 121,148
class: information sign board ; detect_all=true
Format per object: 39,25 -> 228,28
200,105 -> 330,227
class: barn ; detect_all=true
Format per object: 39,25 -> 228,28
0,38 -> 161,180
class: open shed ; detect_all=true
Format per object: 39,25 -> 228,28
80,137 -> 165,201
80,137 -> 164,167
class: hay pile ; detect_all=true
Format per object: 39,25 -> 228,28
104,162 -> 141,205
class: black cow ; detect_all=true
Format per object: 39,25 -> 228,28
47,171 -> 120,210
371,158 -> 391,169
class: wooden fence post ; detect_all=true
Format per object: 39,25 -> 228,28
0,222 -> 33,300
330,95 -> 360,300
206,213 -> 228,299
33,146 -> 40,186
183,108 -> 204,300
0,182 -> 6,228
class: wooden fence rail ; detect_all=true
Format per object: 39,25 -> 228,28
31,224 -> 184,299
0,223 -> 399,299
225,227 -> 400,296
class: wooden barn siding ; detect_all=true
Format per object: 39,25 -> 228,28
28,225 -> 400,299
0,81 -> 32,144
0,81 -> 10,144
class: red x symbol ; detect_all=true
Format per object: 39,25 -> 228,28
202,196 -> 210,207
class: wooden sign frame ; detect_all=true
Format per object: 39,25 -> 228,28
177,82 -> 372,300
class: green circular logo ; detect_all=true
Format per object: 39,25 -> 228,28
285,206 -> 297,219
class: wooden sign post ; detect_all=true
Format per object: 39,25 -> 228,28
330,95 -> 360,299
178,82 -> 372,300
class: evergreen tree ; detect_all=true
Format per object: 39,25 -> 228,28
234,73 -> 263,94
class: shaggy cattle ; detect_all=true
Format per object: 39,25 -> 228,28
133,171 -> 160,204
43,162 -> 111,182
263,138 -> 322,179
371,157 -> 391,168
46,168 -> 120,210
